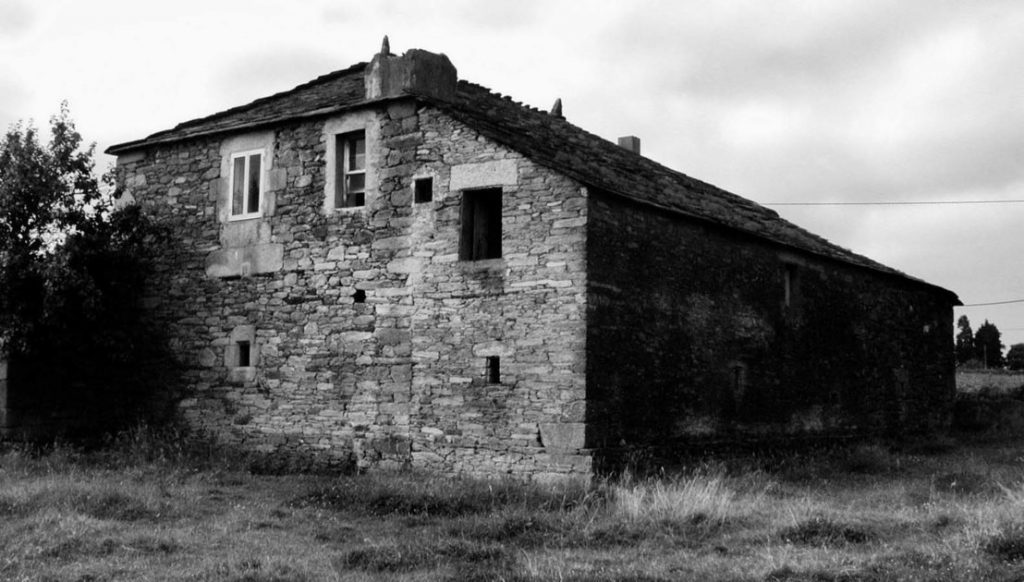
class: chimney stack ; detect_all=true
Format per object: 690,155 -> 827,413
365,36 -> 458,101
617,136 -> 641,155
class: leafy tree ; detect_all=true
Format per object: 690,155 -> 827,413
0,104 -> 171,435
0,104 -> 104,349
1007,344 -> 1024,371
955,315 -> 975,366
974,320 -> 1005,369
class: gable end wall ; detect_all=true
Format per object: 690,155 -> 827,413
114,100 -> 590,480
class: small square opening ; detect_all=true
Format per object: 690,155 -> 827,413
414,177 -> 433,203
237,341 -> 251,367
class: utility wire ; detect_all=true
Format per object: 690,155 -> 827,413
960,299 -> 1024,307
764,199 -> 1024,206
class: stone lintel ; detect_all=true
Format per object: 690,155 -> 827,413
450,159 -> 518,191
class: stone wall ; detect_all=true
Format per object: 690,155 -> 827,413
956,370 -> 1024,395
115,97 -> 590,480
585,191 -> 955,463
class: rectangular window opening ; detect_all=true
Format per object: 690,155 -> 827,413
486,356 -> 501,384
335,131 -> 366,208
237,341 -> 251,368
460,188 -> 502,260
230,152 -> 262,218
783,264 -> 801,307
414,177 -> 433,203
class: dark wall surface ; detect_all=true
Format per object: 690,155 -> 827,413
585,191 -> 955,458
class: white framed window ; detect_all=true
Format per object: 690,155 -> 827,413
335,131 -> 366,208
229,150 -> 264,219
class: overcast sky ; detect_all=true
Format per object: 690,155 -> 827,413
2,0 -> 1022,349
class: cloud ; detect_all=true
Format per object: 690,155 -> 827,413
210,48 -> 346,109
322,0 -> 542,32
585,1 -> 1024,208
0,0 -> 34,39
0,75 -> 30,130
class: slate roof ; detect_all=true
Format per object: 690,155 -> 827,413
106,61 -> 958,301
106,63 -> 370,152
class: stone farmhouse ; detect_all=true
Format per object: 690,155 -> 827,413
104,41 -> 960,479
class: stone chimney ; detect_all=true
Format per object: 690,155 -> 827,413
365,36 -> 458,101
617,136 -> 641,155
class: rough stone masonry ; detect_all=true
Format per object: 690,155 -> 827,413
113,48 -> 591,482
106,41 -> 959,480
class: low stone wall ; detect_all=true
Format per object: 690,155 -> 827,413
956,370 -> 1024,395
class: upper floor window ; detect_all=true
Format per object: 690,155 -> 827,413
230,151 -> 264,219
230,150 -> 263,219
460,188 -> 502,260
336,131 -> 366,208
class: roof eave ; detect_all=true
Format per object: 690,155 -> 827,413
104,93 -> 432,157
586,184 -> 961,304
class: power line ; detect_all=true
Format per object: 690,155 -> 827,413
960,299 -> 1024,307
764,199 -> 1024,207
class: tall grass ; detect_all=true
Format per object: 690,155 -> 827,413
8,429 -> 1024,580
611,471 -> 739,526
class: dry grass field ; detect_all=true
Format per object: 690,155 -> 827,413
4,429 -> 1024,581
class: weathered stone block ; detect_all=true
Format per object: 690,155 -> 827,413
450,159 -> 518,190
539,422 -> 586,450
205,244 -> 284,278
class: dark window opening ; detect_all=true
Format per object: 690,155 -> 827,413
352,289 -> 366,304
486,356 -> 501,384
335,131 -> 366,208
460,188 -> 502,260
783,264 -> 799,307
726,361 -> 749,419
237,341 -> 251,367
414,177 -> 433,203
731,364 -> 747,394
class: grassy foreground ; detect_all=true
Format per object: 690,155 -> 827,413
4,431 -> 1024,581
